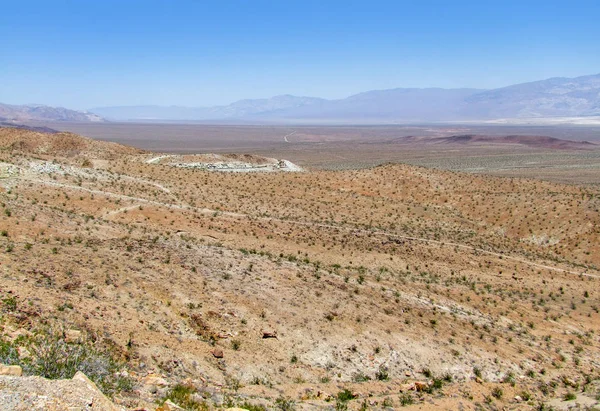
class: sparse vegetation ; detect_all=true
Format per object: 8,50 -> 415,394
0,126 -> 598,410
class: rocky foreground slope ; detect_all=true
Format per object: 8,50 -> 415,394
0,127 -> 599,410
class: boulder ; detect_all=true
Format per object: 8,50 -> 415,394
0,364 -> 22,376
157,399 -> 185,410
142,374 -> 169,387
0,371 -> 124,410
414,381 -> 429,392
261,331 -> 277,339
211,348 -> 224,358
17,347 -> 31,359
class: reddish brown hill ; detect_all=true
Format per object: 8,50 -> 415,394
436,134 -> 596,149
0,127 -> 145,159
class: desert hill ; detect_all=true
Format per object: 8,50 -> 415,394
0,128 -> 598,410
397,134 -> 597,150
0,127 -> 144,159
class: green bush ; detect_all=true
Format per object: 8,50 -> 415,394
28,329 -> 133,396
160,383 -> 207,410
375,365 -> 389,381
337,389 -> 356,403
352,371 -> 371,382
237,401 -> 266,411
0,327 -> 133,398
0,338 -> 21,366
274,396 -> 296,411
2,296 -> 17,312
399,393 -> 413,406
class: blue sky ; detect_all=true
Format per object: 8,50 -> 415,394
1,0 -> 599,109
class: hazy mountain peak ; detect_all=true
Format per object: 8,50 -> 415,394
0,103 -> 104,122
86,72 -> 600,122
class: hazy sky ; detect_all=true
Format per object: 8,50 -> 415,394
1,0 -> 599,110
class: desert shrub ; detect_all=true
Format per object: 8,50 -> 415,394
502,371 -> 516,386
335,399 -> 348,411
238,401 -> 266,411
26,327 -> 133,397
375,365 -> 389,381
352,371 -> 370,382
337,389 -> 356,403
563,391 -> 576,401
160,383 -> 207,410
0,337 -> 21,366
432,377 -> 444,390
274,396 -> 296,410
520,391 -> 532,401
399,393 -> 414,406
2,296 -> 18,312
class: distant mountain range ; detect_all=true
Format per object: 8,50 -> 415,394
0,103 -> 104,123
90,73 -> 600,123
3,73 -> 599,123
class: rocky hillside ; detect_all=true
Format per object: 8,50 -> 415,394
0,128 -> 598,410
0,127 -> 144,159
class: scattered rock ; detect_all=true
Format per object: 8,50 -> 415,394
142,374 -> 168,387
65,329 -> 82,343
300,387 -> 315,400
17,347 -> 30,359
414,381 -> 429,392
8,328 -> 31,341
0,371 -> 123,410
261,331 -> 277,339
0,364 -> 22,376
157,399 -> 185,410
